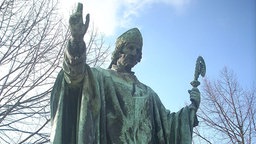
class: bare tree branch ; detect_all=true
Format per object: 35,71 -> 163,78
194,67 -> 256,144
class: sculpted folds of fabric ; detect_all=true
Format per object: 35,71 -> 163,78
50,65 -> 196,144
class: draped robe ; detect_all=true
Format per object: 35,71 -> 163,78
50,64 -> 197,144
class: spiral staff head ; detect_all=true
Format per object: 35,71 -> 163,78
190,56 -> 206,87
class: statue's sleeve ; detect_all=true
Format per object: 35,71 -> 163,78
62,39 -> 87,85
153,93 -> 196,143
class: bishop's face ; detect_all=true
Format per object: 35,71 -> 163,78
116,43 -> 141,71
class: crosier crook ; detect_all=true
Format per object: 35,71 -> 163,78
190,56 -> 206,87
189,56 -> 206,133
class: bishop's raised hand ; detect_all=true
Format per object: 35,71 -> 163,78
66,3 -> 89,61
69,3 -> 90,41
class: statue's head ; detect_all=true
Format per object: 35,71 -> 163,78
108,28 -> 143,72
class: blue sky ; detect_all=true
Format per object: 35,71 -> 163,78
60,0 -> 256,112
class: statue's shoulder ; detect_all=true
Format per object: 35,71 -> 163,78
90,67 -> 113,77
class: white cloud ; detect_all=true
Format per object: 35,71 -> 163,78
164,0 -> 192,12
59,0 -> 191,36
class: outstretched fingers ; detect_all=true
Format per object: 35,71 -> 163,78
84,14 -> 90,34
76,3 -> 83,14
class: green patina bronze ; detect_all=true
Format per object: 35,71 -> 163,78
50,3 -> 201,144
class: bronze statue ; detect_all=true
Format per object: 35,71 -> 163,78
50,3 -> 201,144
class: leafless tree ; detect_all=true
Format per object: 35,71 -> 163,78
193,67 -> 256,144
0,0 -> 110,143
83,25 -> 111,67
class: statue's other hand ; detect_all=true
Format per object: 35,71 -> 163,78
69,3 -> 90,40
188,87 -> 201,109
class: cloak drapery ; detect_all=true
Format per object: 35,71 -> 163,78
50,65 -> 197,144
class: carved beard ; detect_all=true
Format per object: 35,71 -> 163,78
117,54 -> 137,69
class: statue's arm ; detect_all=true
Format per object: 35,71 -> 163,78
188,87 -> 201,127
62,3 -> 90,85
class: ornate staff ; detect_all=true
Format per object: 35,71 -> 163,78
189,56 -> 206,131
190,56 -> 206,88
